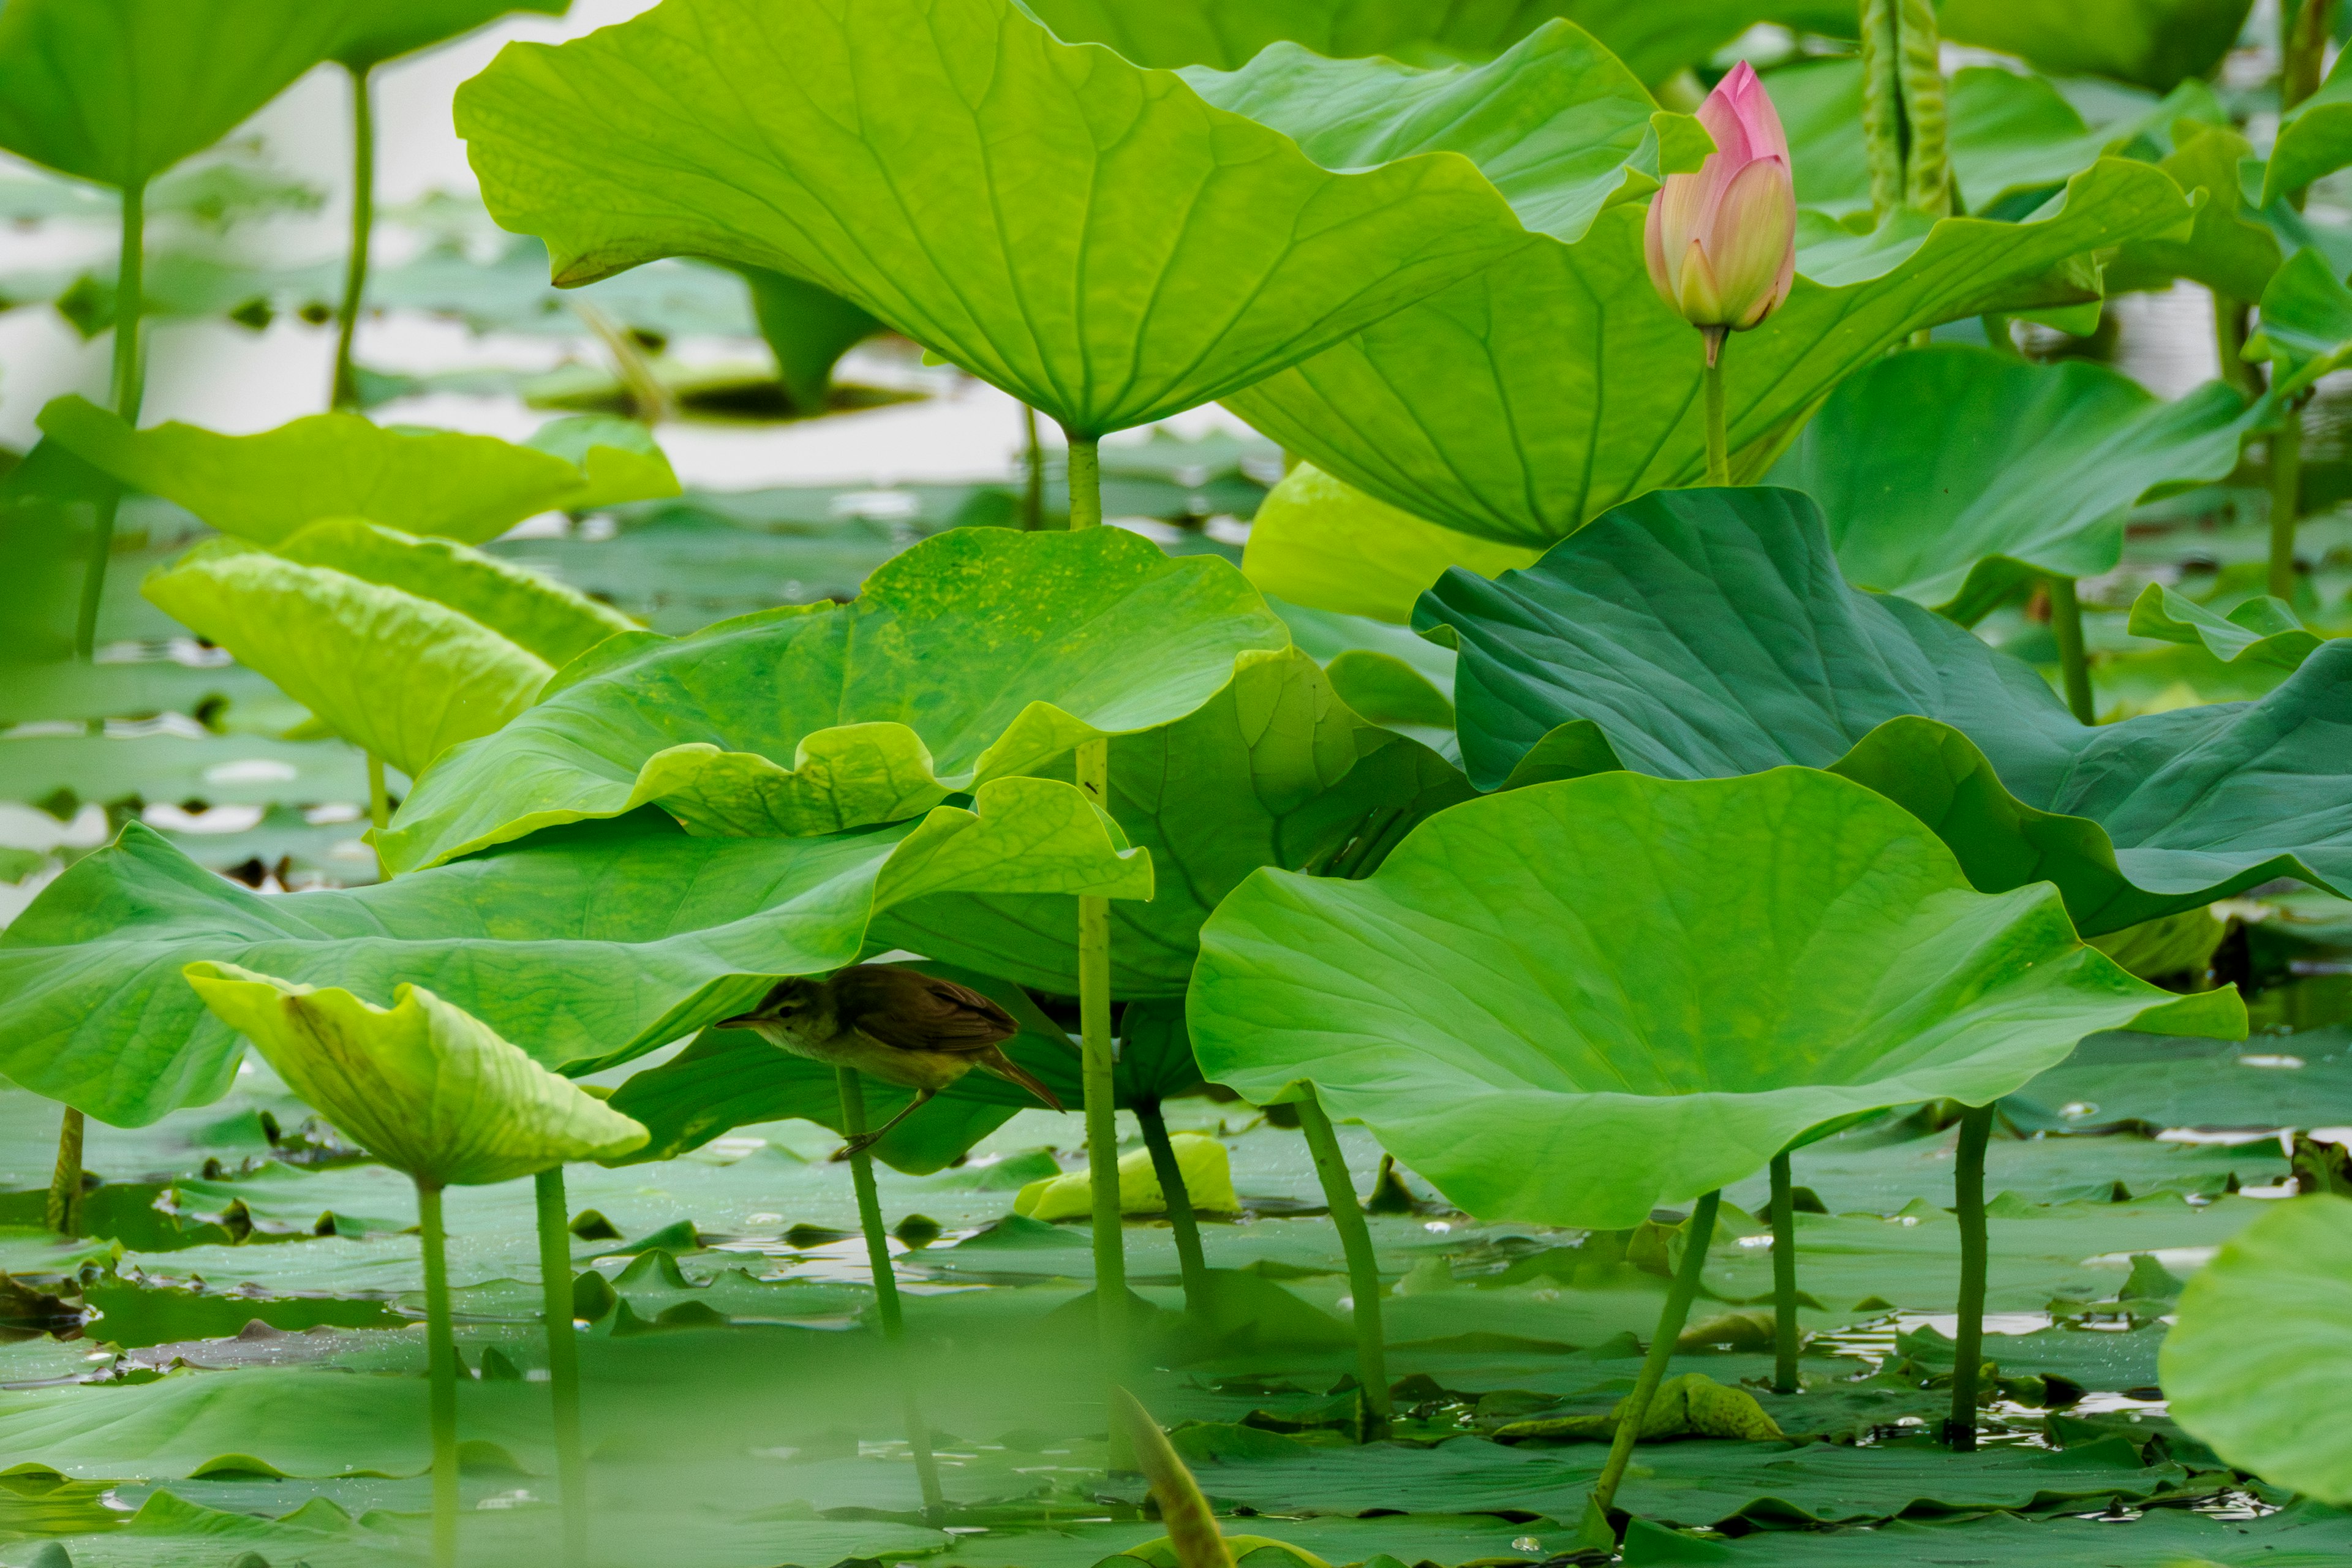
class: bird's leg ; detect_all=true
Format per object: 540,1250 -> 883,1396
837,1087 -> 934,1158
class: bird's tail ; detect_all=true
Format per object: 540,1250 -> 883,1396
979,1048 -> 1065,1112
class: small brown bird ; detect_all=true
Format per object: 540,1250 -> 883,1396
718,965 -> 1064,1155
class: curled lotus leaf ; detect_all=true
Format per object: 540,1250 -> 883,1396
2128,584 -> 2330,673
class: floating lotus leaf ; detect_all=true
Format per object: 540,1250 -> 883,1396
377,527 -> 1291,873
1935,0 -> 2252,93
2266,51 -> 2352,206
2128,585 -> 2329,673
182,963 -> 649,1186
1414,486 -> 2352,937
1771,346 -> 2256,624
0,777 -> 1148,1125
37,397 -> 679,546
872,646 -> 1473,997
142,543 -> 552,780
2163,1195 -> 2352,1502
454,0 -> 1541,439
1188,769 -> 2239,1230
330,0 -> 569,72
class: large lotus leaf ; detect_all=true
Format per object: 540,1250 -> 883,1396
1936,0 -> 2252,92
1770,346 -> 2257,624
0,0 -> 349,189
331,0 -> 569,71
273,519 -> 637,668
2266,51 -> 2352,206
377,527 -> 1292,873
1413,486 -> 2352,937
2244,246 -> 2352,401
183,962 -> 648,1186
452,0 -> 1540,440
2128,584 -> 2330,672
1222,123 -> 2193,547
0,777 -> 1148,1125
142,544 -> 552,779
1188,769 -> 2237,1231
2163,1195 -> 2352,1503
36,396 -> 679,546
872,646 -> 1474,997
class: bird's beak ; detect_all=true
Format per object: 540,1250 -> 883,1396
716,1014 -> 760,1031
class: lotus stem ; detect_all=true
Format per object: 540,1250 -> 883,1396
1702,333 -> 1729,486
836,1068 -> 946,1521
1136,1098 -> 1210,1318
45,1107 -> 85,1237
2285,0 -> 2335,113
1980,314 -> 2018,356
1022,404 -> 1045,530
2271,404 -> 2304,603
1945,1102 -> 1994,1451
2213,292 -> 2258,396
417,1180 -> 461,1568
1770,1150 -> 1800,1395
75,178 -> 147,662
1066,432 -> 1102,529
1586,1189 -> 1723,1539
2046,577 -> 2095,725
1894,0 -> 1948,217
533,1167 -> 589,1565
1296,1091 -> 1392,1429
330,64 -> 376,412
1111,1385 -> 1236,1568
1858,0 -> 1903,221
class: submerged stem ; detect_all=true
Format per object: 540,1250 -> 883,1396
2271,405 -> 2304,603
2046,577 -> 2095,725
1702,333 -> 1729,486
1297,1091 -> 1391,1428
1586,1190 -> 1723,1540
837,1068 -> 945,1521
45,1107 -> 85,1237
1770,1151 -> 1800,1395
1946,1103 -> 1995,1450
331,63 -> 375,412
533,1167 -> 589,1565
418,1181 -> 460,1568
1137,1099 -> 1210,1318
76,179 -> 148,662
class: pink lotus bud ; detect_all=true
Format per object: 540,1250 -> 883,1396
1644,62 -> 1796,358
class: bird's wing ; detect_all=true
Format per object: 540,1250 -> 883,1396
835,966 -> 1019,1055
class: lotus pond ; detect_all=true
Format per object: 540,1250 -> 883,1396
5,1 -> 2352,1566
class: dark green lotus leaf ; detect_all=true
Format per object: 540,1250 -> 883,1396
453,0 -> 1539,439
2164,1195 -> 2352,1503
0,777 -> 1148,1125
2128,584 -> 2329,672
872,646 -> 1474,997
0,0 -> 349,190
2267,51 -> 2352,206
1771,345 -> 2256,624
378,527 -> 1291,873
1413,486 -> 2352,936
2245,246 -> 2352,400
2103,118 -> 2282,302
1189,768 -> 2238,1230
331,0 -> 569,72
1936,0 -> 2252,92
37,396 -> 679,546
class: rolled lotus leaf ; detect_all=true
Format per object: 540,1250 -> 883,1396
378,526 -> 1292,872
1188,769 -> 2242,1230
183,962 -> 649,1186
1415,485 -> 2352,937
2163,1195 -> 2352,1502
2127,584 -> 2328,673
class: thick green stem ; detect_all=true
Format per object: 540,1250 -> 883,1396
45,1107 -> 85,1237
1945,1104 -> 1994,1451
75,180 -> 147,662
331,64 -> 376,413
2046,577 -> 2095,725
2285,0 -> 2340,208
837,1069 -> 945,1520
2214,292 -> 2256,396
1702,333 -> 1729,486
1894,0 -> 1948,216
1770,1151 -> 1800,1395
1022,404 -> 1045,530
533,1168 -> 589,1566
1859,0 -> 1904,220
417,1182 -> 460,1568
2271,406 -> 2304,603
1296,1092 -> 1391,1426
1136,1099 -> 1210,1318
1065,432 -> 1102,529
1586,1190 -> 1722,1540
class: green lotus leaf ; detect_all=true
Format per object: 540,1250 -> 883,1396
2163,1194 -> 2352,1502
725,265 -> 886,415
1188,769 -> 2239,1231
2266,51 -> 2352,206
273,519 -> 637,668
2127,584 -> 2329,672
453,0 -> 1540,440
2103,118 -> 2281,302
330,0 -> 569,72
0,0 -> 349,189
1223,100 -> 2194,547
1242,464 -> 1539,625
377,526 -> 1292,873
1414,486 -> 2352,937
142,544 -> 552,779
181,962 -> 648,1186
1770,345 -> 2257,624
2244,246 -> 2352,401
1934,0 -> 2252,93
872,646 -> 1474,997
36,396 -> 680,546
0,776 -> 1149,1125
